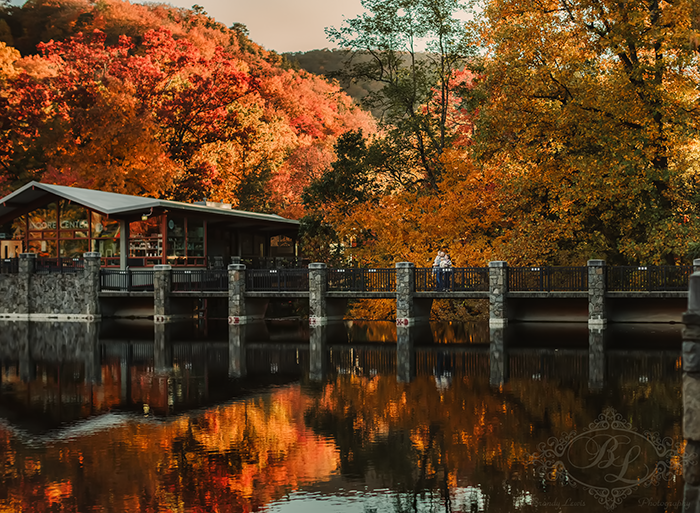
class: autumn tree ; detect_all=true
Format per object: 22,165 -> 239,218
472,0 -> 700,265
326,0 -> 474,189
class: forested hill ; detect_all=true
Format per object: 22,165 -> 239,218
0,0 -> 375,217
284,50 -> 380,111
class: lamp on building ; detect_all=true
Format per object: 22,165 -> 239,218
141,208 -> 154,222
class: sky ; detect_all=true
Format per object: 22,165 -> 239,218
161,0 -> 367,53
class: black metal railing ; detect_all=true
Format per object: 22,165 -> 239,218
415,267 -> 490,292
95,264 -> 696,294
35,257 -> 85,274
508,266 -> 588,291
328,268 -> 396,292
171,269 -> 228,292
100,269 -> 155,291
607,265 -> 693,292
246,268 -> 309,291
0,258 -> 19,274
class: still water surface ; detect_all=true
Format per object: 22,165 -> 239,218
0,320 -> 684,512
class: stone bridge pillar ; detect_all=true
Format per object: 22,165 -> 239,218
395,262 -> 419,382
489,261 -> 508,327
395,262 -> 415,325
684,272 -> 700,508
309,263 -> 328,326
17,253 -> 36,318
694,259 -> 700,274
588,259 -> 606,328
83,252 -> 101,320
228,264 -> 247,325
153,264 -> 172,323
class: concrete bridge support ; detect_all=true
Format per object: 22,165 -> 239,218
683,272 -> 700,509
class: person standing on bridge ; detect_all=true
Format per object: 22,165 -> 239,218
441,252 -> 453,291
433,250 -> 445,290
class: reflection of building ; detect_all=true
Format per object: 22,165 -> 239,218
0,182 -> 299,268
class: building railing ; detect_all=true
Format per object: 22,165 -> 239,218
0,258 -> 19,274
328,268 -> 396,292
508,266 -> 588,292
171,269 -> 228,292
101,257 -> 121,268
237,256 -> 310,269
100,269 -> 155,291
35,257 -> 85,274
415,267 -> 490,292
607,265 -> 693,292
246,269 -> 310,292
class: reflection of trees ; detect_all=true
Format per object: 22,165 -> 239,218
0,387 -> 339,512
303,373 -> 684,512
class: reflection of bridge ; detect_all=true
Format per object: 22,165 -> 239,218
0,320 -> 681,428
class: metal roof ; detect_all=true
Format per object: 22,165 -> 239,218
0,182 -> 298,227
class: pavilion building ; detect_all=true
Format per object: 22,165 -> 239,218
0,182 -> 300,269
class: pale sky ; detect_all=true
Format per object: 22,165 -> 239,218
160,0 -> 367,53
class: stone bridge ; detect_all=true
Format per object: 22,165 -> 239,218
0,253 -> 697,326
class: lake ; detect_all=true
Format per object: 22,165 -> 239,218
0,320 -> 685,512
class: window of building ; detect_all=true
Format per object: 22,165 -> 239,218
129,216 -> 162,260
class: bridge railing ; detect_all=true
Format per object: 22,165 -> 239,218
246,268 -> 309,292
0,258 -> 19,274
328,268 -> 396,292
35,257 -> 85,274
508,266 -> 588,291
607,265 -> 693,291
100,269 -> 155,291
415,267 -> 489,292
172,269 -> 228,292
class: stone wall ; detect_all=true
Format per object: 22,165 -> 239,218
0,274 -> 27,314
0,253 -> 100,320
28,274 -> 90,316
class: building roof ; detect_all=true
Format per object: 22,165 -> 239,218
0,182 -> 299,229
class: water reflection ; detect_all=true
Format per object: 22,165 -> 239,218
0,320 -> 684,512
